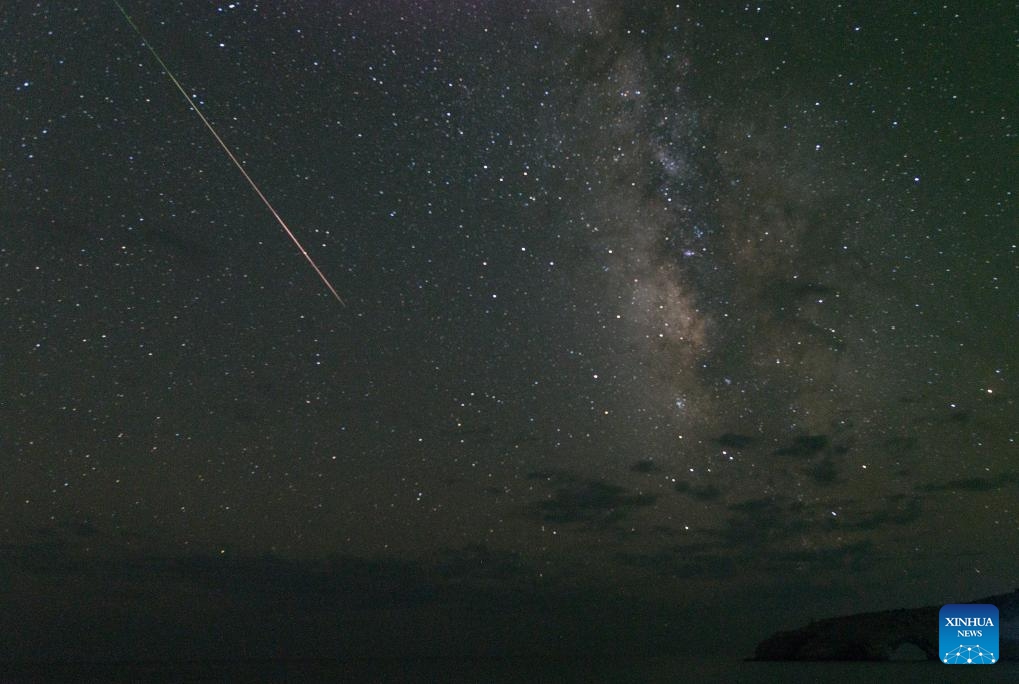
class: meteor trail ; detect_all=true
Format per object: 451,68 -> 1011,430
112,0 -> 346,306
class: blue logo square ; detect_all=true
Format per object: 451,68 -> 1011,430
940,604 -> 999,664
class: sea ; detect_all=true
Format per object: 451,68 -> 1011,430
2,658 -> 1016,683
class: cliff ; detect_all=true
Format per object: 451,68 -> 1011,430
753,589 -> 1019,661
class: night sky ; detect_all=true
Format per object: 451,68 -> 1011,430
2,0 -> 1016,666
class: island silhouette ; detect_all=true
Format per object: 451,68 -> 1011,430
753,589 -> 1018,661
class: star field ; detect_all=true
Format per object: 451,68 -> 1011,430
1,0 -> 1016,664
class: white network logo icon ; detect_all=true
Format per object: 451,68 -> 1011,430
943,644 -> 996,664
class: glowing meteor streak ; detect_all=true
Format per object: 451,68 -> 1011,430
112,0 -> 346,306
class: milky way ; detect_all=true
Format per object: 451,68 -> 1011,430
544,3 -> 885,447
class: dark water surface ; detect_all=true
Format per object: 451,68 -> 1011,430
3,659 -> 1016,683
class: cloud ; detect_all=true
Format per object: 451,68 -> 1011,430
918,474 -> 1015,493
772,435 -> 830,458
526,472 -> 656,527
715,433 -> 757,449
716,497 -> 811,550
805,458 -> 839,485
844,495 -> 923,530
630,459 -> 661,473
674,481 -> 722,501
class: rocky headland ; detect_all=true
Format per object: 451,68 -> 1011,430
753,589 -> 1019,661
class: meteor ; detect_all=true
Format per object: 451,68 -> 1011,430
112,0 -> 346,306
